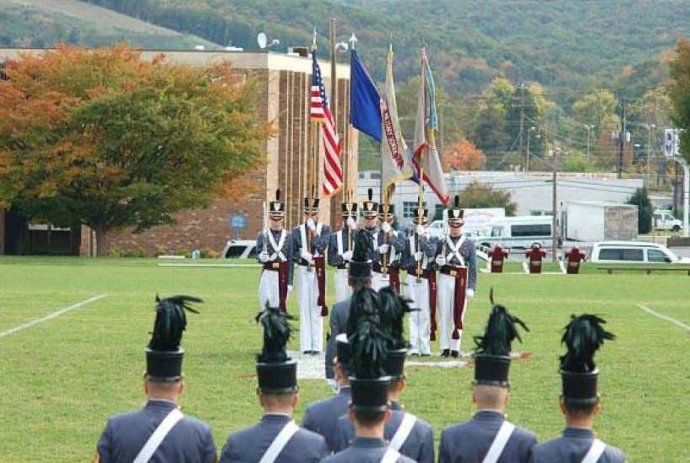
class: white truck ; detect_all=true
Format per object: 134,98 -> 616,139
653,210 -> 683,232
428,207 -> 505,239
563,201 -> 638,242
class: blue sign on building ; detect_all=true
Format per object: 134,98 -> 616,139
230,214 -> 247,229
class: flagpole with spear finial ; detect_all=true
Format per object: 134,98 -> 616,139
307,27 -> 319,270
347,32 -> 357,254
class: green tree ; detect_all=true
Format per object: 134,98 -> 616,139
0,45 -> 268,256
668,38 -> 690,164
459,181 -> 517,216
627,187 -> 653,234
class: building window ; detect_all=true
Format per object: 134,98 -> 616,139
403,202 -> 418,218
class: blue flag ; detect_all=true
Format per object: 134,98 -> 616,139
349,50 -> 382,142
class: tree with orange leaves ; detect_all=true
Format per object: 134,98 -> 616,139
0,45 -> 268,256
442,138 -> 486,171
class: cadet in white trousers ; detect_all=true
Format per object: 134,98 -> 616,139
290,196 -> 331,354
328,200 -> 359,304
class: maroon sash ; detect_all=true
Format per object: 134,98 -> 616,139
428,270 -> 438,341
314,256 -> 328,316
278,261 -> 289,313
452,267 -> 468,339
389,268 -> 400,294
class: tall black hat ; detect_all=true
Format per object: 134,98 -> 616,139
560,314 -> 615,406
269,189 -> 285,217
361,189 -> 379,218
412,199 -> 429,225
303,187 -> 320,214
378,287 -> 414,380
146,295 -> 202,382
348,229 -> 373,282
255,305 -> 298,394
341,201 -> 358,218
447,195 -> 464,225
473,289 -> 529,387
378,203 -> 395,220
347,287 -> 392,413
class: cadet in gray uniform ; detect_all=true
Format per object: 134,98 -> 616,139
95,295 -> 216,463
374,204 -> 406,293
530,315 -> 625,463
335,287 -> 434,463
328,200 -> 359,304
440,291 -> 536,463
304,334 -> 353,452
220,306 -> 328,463
323,287 -> 415,463
434,196 -> 478,357
324,230 -> 373,384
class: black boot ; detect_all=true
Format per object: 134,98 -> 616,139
451,350 -> 459,358
441,349 -> 450,357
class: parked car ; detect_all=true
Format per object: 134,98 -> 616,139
221,240 -> 257,259
653,210 -> 683,232
590,241 -> 690,264
473,216 -> 557,250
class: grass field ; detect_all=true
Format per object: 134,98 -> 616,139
0,256 -> 688,462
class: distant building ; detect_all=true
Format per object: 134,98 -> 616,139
0,48 -> 355,256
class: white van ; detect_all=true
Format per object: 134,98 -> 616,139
473,216 -> 556,250
653,210 -> 683,232
590,241 -> 690,264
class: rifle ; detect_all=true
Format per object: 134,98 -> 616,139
262,201 -> 268,256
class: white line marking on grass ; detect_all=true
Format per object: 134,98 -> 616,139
157,263 -> 257,268
636,304 -> 690,332
0,294 -> 107,339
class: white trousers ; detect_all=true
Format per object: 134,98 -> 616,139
296,266 -> 323,353
371,271 -> 390,292
334,268 -> 351,304
258,269 -> 279,310
405,274 -> 431,355
437,273 -> 468,352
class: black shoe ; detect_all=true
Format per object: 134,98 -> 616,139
311,351 -> 320,356
303,350 -> 311,355
441,349 -> 450,357
451,350 -> 459,358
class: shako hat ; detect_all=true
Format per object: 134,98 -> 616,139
341,201 -> 358,218
347,287 -> 392,413
146,295 -> 202,382
560,314 -> 615,406
412,199 -> 429,225
473,289 -> 528,387
378,287 -> 414,381
269,189 -> 285,217
447,195 -> 464,225
348,229 -> 373,282
361,189 -> 379,218
303,187 -> 320,214
255,305 -> 298,394
378,203 -> 395,220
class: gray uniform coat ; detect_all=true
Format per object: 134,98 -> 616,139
96,399 -> 216,463
220,414 -> 328,463
302,387 -> 352,452
334,402 -> 435,463
435,235 -> 478,290
529,427 -> 626,463
439,410 -> 537,463
324,298 -> 351,379
322,437 -> 417,463
256,229 -> 294,285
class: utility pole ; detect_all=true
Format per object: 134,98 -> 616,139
552,147 -> 558,262
617,98 -> 626,178
518,82 -> 526,168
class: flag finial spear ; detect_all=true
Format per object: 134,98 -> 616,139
311,27 -> 317,52
349,33 -> 357,51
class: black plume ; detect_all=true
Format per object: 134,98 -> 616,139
473,288 -> 528,356
368,188 -> 373,201
149,295 -> 202,351
454,195 -> 460,208
256,304 -> 294,363
560,314 -> 615,373
378,286 -> 415,349
352,229 -> 371,263
347,287 -> 391,379
276,189 -> 281,201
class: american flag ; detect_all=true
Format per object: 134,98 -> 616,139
311,51 -> 343,197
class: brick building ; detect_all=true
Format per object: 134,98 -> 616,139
0,48 -> 357,256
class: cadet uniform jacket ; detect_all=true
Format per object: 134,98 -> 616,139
435,235 -> 478,291
220,414 -> 328,463
322,437 -> 417,463
439,410 -> 537,463
529,427 -> 626,463
325,298 -> 351,380
256,229 -> 294,285
96,399 -> 216,463
334,402 -> 435,463
302,387 -> 352,452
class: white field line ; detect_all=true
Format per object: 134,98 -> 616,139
636,304 -> 690,332
157,263 -> 257,268
0,294 -> 107,339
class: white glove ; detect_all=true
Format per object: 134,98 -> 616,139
467,288 -> 475,299
342,250 -> 354,261
259,252 -> 269,263
378,244 -> 390,254
381,222 -> 391,233
414,251 -> 424,262
346,217 -> 357,230
269,253 -> 278,261
435,255 -> 446,266
287,285 -> 293,293
301,251 -> 313,263
416,224 -> 425,236
307,218 -> 316,231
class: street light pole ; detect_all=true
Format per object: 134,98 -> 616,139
645,123 -> 656,187
669,157 -> 689,238
526,126 -> 535,171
